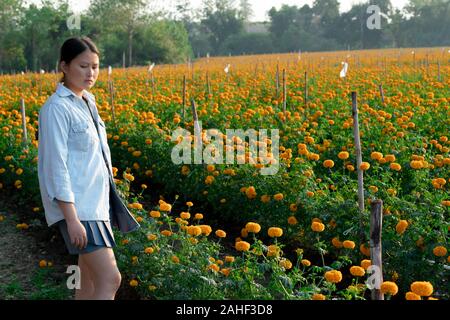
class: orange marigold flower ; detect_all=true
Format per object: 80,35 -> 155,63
267,227 -> 283,238
129,280 -> 139,287
180,212 -> 190,220
311,221 -> 325,232
338,151 -> 349,160
411,281 -> 433,297
396,220 -> 408,235
267,244 -> 280,257
159,200 -> 172,212
332,237 -> 343,248
324,270 -> 343,283
349,266 -> 365,277
405,292 -> 421,300
273,193 -> 284,201
390,163 -> 402,171
215,229 -> 227,238
432,246 -> 447,257
301,259 -> 311,267
279,258 -> 292,270
343,240 -> 355,249
323,160 -> 334,168
235,241 -> 251,252
245,222 -> 261,233
287,216 -> 298,225
371,152 -> 383,161
360,259 -> 372,270
360,162 -> 370,171
380,281 -> 398,296
311,293 -> 326,300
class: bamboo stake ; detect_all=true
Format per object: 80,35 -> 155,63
108,77 -> 117,132
437,60 -> 441,82
275,61 -> 280,98
370,199 -> 384,300
352,92 -> 365,242
206,71 -> 211,97
182,75 -> 186,121
191,99 -> 202,165
282,68 -> 287,120
20,98 -> 28,145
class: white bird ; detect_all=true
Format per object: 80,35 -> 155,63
224,64 -> 231,74
340,62 -> 348,78
148,63 -> 155,73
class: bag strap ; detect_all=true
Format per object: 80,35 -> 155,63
82,97 -> 117,190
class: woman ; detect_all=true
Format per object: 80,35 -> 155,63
37,37 -> 121,300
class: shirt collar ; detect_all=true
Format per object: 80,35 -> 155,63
56,83 -> 95,101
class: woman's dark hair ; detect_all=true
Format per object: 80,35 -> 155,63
59,37 -> 100,83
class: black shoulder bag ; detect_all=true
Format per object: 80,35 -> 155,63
83,97 -> 140,234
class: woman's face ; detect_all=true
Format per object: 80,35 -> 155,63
61,49 -> 99,94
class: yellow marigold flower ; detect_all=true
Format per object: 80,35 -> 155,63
323,160 -> 334,168
186,201 -> 193,207
268,227 -> 283,238
215,229 -> 226,238
279,258 -> 292,270
311,293 -> 326,300
343,240 -> 355,249
199,225 -> 212,236
187,226 -> 202,237
132,150 -> 141,157
360,259 -> 371,270
311,221 -> 325,232
350,266 -> 365,277
371,152 -> 383,161
273,193 -> 284,201
144,247 -> 154,254
405,292 -> 421,300
306,191 -> 315,197
410,160 -> 424,169
390,162 -> 401,171
331,237 -> 343,248
324,270 -> 343,283
171,255 -> 180,263
180,212 -> 190,220
411,281 -> 433,297
432,246 -> 447,257
149,210 -> 161,218
39,260 -> 48,268
287,216 -> 298,225
338,151 -> 349,160
159,200 -> 172,212
267,245 -> 280,257
289,203 -> 298,212
241,228 -> 248,238
385,154 -> 396,162
206,164 -> 215,172
245,222 -> 261,233
360,162 -> 370,171
194,213 -> 203,220
301,259 -> 311,267
235,241 -> 251,252
441,200 -> 450,207
189,237 -> 198,245
428,297 -> 439,300
225,256 -> 235,263
369,185 -> 378,193
181,165 -> 190,175
124,173 -> 135,181
380,281 -> 398,296
129,280 -> 139,287
15,168 -> 23,175
346,164 -> 355,171
387,188 -> 397,196
396,220 -> 408,235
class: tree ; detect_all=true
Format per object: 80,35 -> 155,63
0,0 -> 25,71
238,0 -> 253,22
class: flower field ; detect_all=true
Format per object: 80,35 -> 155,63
0,47 -> 449,300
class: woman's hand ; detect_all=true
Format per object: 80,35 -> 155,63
67,219 -> 87,249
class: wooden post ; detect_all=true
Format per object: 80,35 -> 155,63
282,69 -> 287,120
108,80 -> 117,132
378,84 -> 385,104
275,62 -> 280,98
182,75 -> 186,121
352,92 -> 365,242
20,98 -> 28,145
206,71 -> 211,97
370,199 -> 384,300
191,99 -> 202,165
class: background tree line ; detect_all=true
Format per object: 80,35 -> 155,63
0,0 -> 449,72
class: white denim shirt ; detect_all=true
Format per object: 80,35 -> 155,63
38,83 -> 113,226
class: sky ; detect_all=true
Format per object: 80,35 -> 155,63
27,0 -> 410,22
